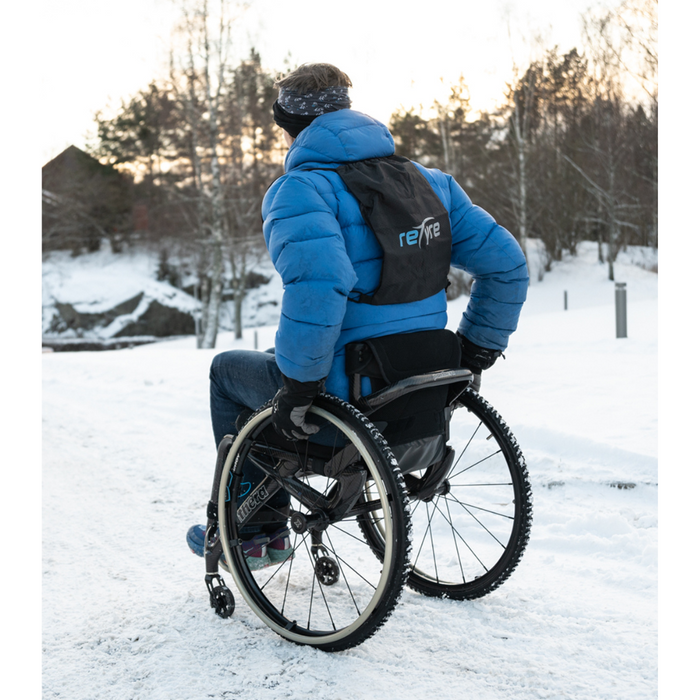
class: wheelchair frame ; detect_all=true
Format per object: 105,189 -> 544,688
201,367 -> 532,651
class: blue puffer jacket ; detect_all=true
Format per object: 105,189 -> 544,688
262,109 -> 528,400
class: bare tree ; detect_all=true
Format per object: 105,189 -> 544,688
564,0 -> 658,280
561,118 -> 636,281
170,0 -> 243,348
222,50 -> 283,339
499,62 -> 547,279
583,0 -> 658,105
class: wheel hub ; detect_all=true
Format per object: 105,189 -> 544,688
290,511 -> 307,534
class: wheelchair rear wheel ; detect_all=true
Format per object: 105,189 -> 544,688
359,388 -> 532,600
219,394 -> 411,652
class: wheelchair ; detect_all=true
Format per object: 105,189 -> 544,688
200,330 -> 532,652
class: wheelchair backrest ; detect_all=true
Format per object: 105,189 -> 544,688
345,330 -> 472,469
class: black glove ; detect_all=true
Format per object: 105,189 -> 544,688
271,374 -> 325,440
456,333 -> 503,393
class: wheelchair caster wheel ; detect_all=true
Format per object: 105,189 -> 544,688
210,585 -> 235,618
315,556 -> 340,586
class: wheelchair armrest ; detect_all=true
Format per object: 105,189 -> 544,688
359,368 -> 474,416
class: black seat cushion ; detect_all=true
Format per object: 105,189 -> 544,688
345,330 -> 461,445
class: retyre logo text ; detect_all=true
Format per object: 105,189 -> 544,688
398,217 -> 441,248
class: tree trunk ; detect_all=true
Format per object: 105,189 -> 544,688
199,0 -> 227,350
606,219 -> 620,281
197,274 -> 210,348
439,114 -> 451,173
511,111 -> 531,282
201,240 -> 223,347
234,287 -> 244,340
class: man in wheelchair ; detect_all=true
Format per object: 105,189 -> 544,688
187,63 -> 528,597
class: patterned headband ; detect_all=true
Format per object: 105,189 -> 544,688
277,86 -> 351,116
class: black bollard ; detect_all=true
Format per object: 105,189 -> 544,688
615,282 -> 627,338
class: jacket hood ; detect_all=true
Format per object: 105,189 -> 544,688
284,109 -> 395,172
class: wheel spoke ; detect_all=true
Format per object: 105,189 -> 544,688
329,520 -> 373,547
426,501 -> 440,584
443,493 -> 515,521
444,497 -> 467,583
280,530 -> 299,615
325,538 -> 381,591
442,493 -> 510,549
412,498 -> 439,565
410,496 -> 423,518
449,482 -> 514,488
429,496 -> 491,572
323,531 -> 364,616
412,496 -> 489,575
301,534 -> 336,631
454,420 -> 482,466
449,448 -> 505,481
259,529 -> 309,593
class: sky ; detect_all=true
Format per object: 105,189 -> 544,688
37,0 -> 610,167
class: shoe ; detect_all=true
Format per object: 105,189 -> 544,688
186,524 -> 271,571
241,532 -> 271,571
186,523 -> 209,557
267,526 -> 294,564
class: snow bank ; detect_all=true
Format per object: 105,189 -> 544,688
43,246 -> 199,314
42,244 -> 289,340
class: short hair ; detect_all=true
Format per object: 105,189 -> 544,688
275,63 -> 352,92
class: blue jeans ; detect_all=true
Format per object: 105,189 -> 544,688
209,348 -> 287,534
209,348 -> 282,446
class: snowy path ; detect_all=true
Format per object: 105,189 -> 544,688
42,252 -> 658,700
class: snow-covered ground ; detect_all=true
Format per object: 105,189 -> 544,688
40,243 -> 661,699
